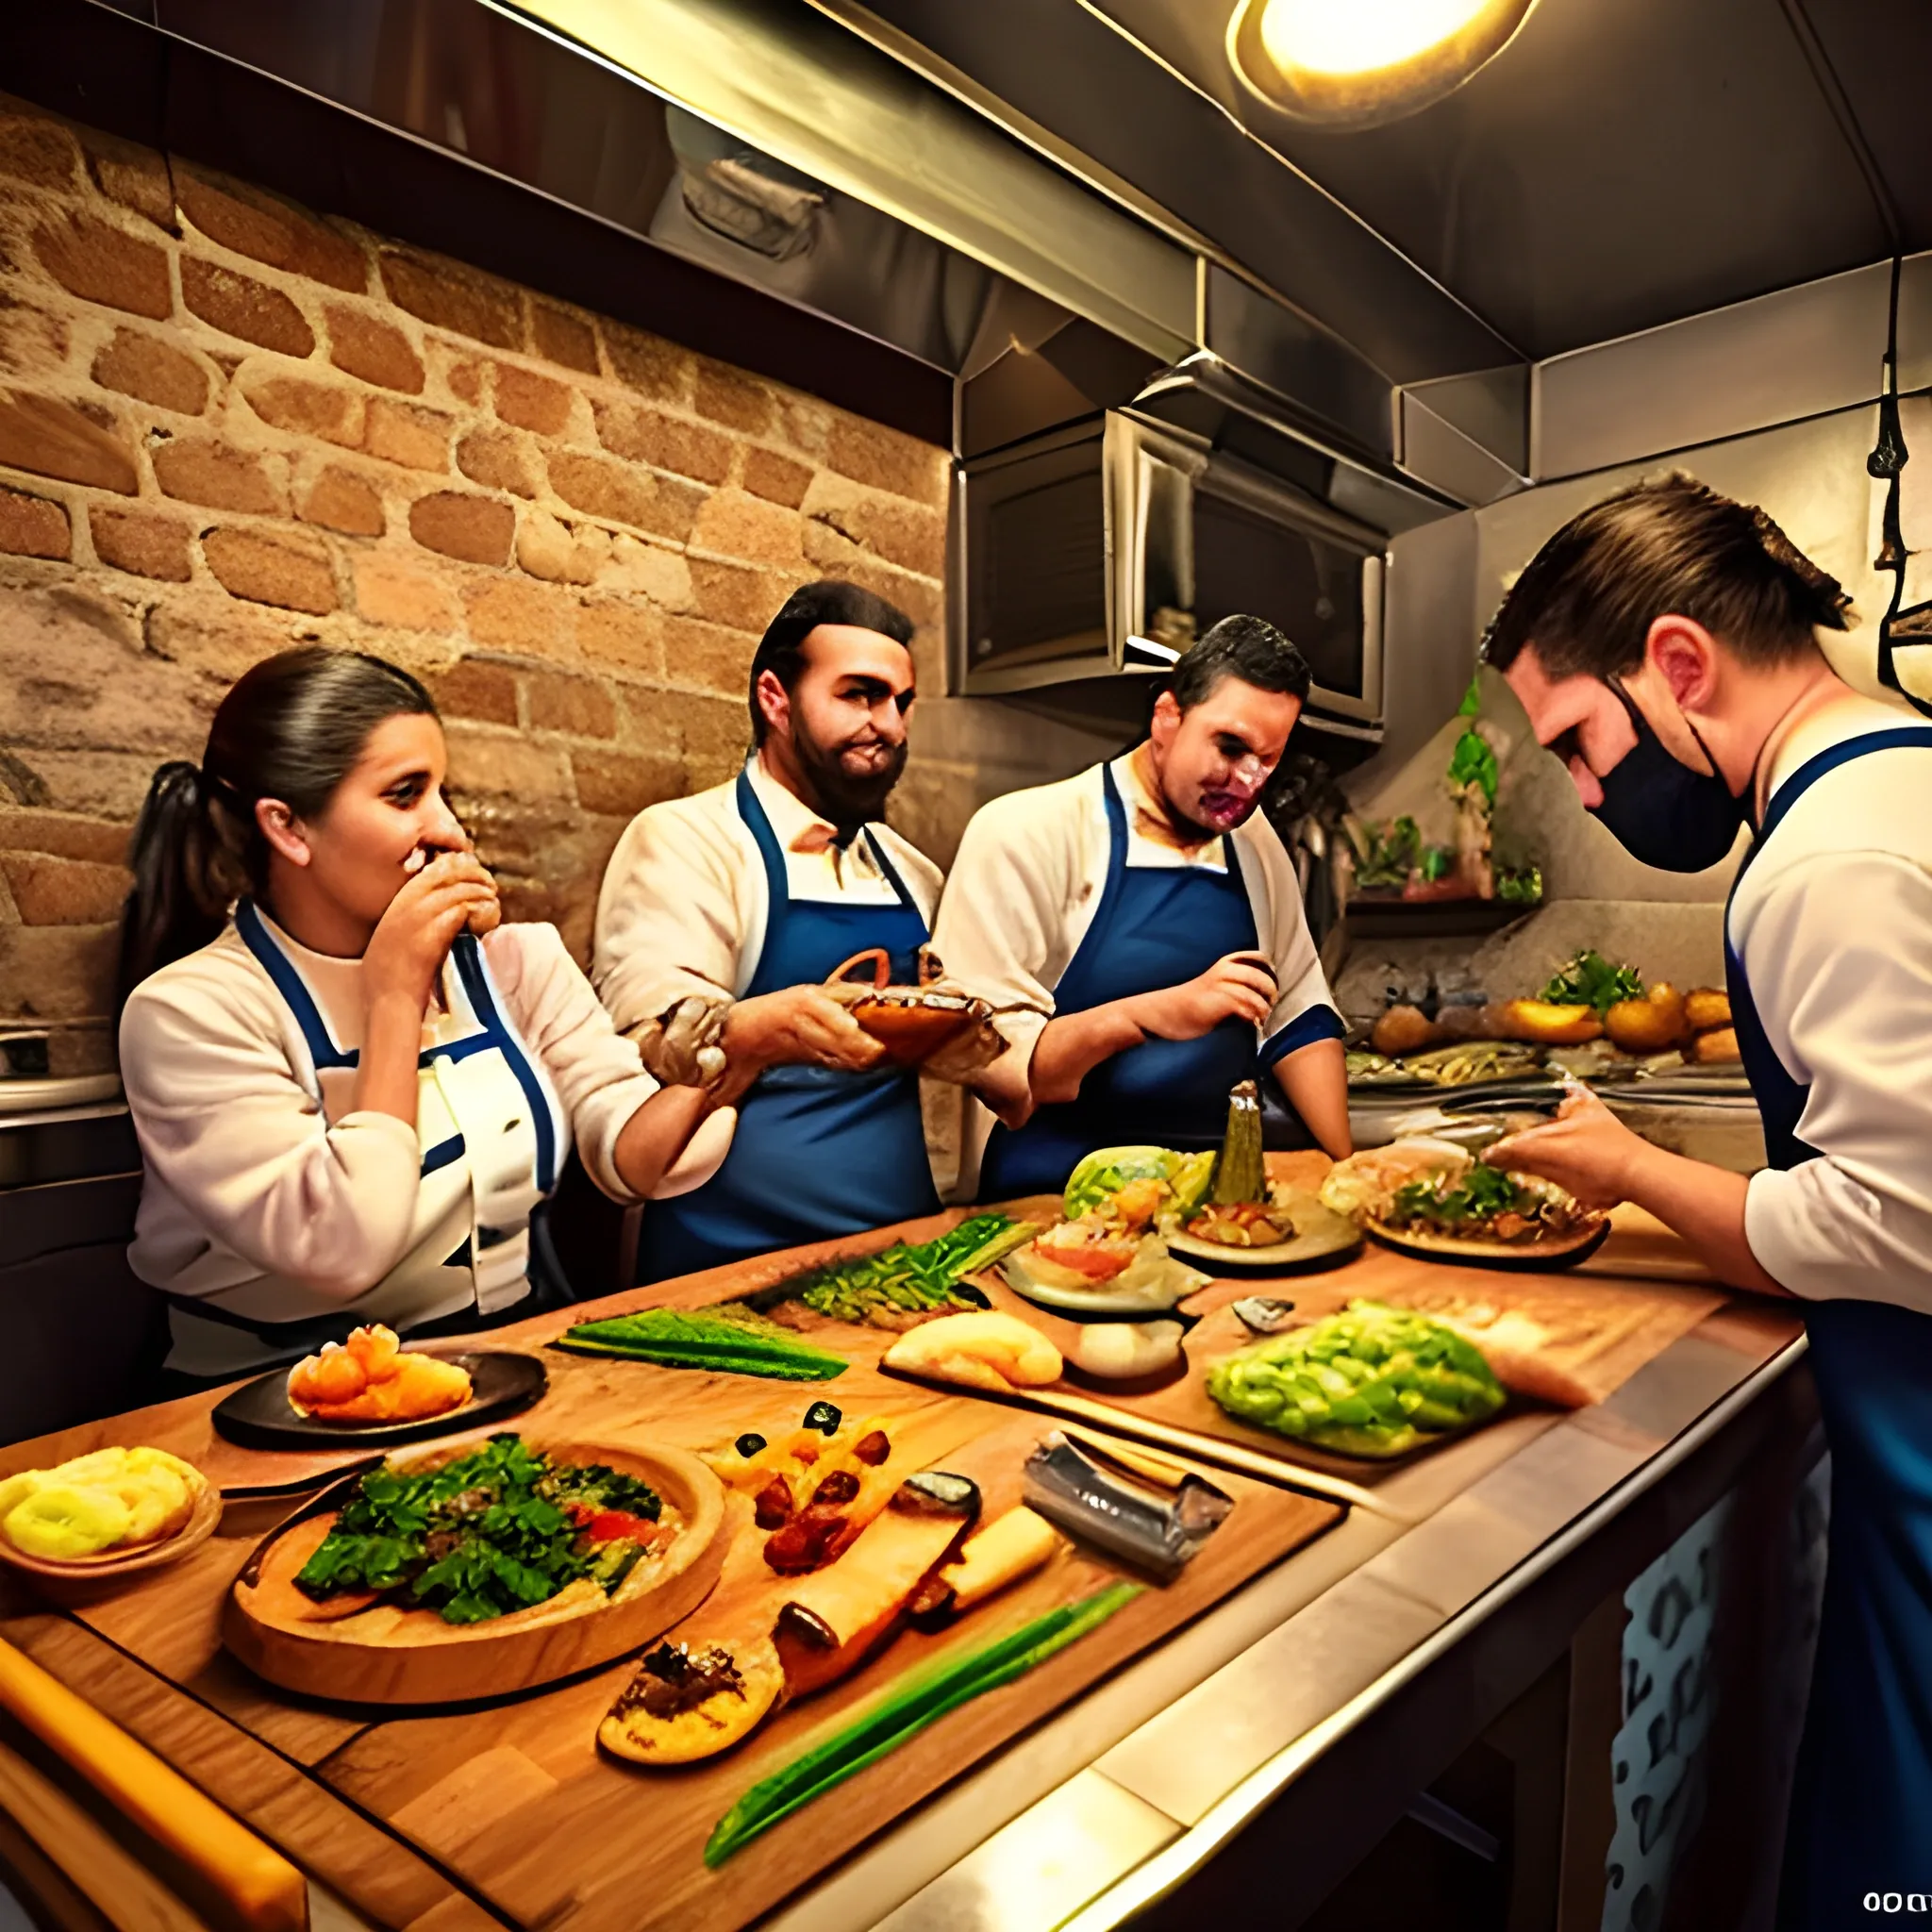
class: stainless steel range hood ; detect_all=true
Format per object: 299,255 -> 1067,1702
15,0 -> 1527,498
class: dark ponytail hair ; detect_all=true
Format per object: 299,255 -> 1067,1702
118,647 -> 438,1006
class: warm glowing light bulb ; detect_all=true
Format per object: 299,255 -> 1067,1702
1230,0 -> 1534,126
1257,0 -> 1494,77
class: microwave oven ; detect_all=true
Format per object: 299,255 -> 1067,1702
955,409 -> 1387,736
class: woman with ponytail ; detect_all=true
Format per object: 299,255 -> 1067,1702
118,646 -> 736,1381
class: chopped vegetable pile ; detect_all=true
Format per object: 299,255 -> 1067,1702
1538,949 -> 1644,1018
1206,1303 -> 1506,1457
771,1214 -> 1036,1328
294,1433 -> 666,1624
555,1307 -> 848,1380
1063,1147 -> 1214,1226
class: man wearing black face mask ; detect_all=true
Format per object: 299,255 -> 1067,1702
1481,474 -> 1932,1930
593,580 -> 942,1280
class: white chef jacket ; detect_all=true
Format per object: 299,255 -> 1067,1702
592,752 -> 944,1189
1736,692 -> 1932,1312
121,913 -> 663,1374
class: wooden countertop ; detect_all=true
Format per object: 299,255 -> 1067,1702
0,1185 -> 1803,1932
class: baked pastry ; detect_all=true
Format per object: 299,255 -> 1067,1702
286,1324 -> 473,1424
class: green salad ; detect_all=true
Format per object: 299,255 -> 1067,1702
1383,1161 -> 1596,1245
1062,1147 -> 1214,1224
1206,1303 -> 1505,1457
294,1433 -> 666,1624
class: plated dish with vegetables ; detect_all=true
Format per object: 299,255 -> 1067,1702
225,1431 -> 726,1704
1320,1138 -> 1608,1268
1356,950 -> 1742,1091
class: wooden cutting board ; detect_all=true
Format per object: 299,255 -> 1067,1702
924,1156 -> 1729,1496
17,1344 -> 1337,1932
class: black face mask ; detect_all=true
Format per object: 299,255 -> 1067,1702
1586,682 -> 1748,873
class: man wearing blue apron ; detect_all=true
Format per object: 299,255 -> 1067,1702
1479,475 -> 1931,1927
593,580 -> 943,1281
934,615 -> 1351,1202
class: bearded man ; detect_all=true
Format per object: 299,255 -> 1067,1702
935,613 -> 1350,1201
594,580 -> 942,1279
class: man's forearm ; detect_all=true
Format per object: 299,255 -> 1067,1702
1029,1002 -> 1146,1106
1271,1038 -> 1351,1159
1620,1141 -> 1790,1296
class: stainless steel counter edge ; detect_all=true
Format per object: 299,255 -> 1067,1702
758,1326 -> 1806,1932
1060,1334 -> 1809,1932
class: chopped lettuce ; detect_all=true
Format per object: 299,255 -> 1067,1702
1207,1303 -> 1504,1457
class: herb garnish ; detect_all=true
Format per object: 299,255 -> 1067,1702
1538,949 -> 1643,1018
294,1433 -> 663,1625
1391,1162 -> 1532,1226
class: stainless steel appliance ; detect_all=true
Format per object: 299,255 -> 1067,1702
954,360 -> 1456,743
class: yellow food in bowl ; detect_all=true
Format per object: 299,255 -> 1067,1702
0,1445 -> 206,1561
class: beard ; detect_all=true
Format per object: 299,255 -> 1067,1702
792,721 -> 908,833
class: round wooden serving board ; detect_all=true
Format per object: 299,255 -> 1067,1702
224,1436 -> 726,1706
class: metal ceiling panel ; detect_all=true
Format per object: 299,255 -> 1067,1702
1798,0 -> 1932,250
1085,0 -> 1890,358
856,0 -> 1523,385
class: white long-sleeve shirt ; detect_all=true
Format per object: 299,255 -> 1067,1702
121,916 -> 662,1332
592,753 -> 944,1029
1735,693 -> 1932,1311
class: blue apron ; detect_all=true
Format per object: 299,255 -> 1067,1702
637,772 -> 940,1282
978,765 -> 1268,1201
1727,728 -> 1932,1928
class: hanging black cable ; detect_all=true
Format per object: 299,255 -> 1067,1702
1869,251 -> 1932,718
1778,0 -> 1931,714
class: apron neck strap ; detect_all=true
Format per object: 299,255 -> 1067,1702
235,899 -> 357,1072
735,765 -> 917,915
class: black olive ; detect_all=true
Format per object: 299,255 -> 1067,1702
802,1401 -> 841,1436
735,1432 -> 767,1458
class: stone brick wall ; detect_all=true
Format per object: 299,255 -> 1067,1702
0,93 -> 973,1075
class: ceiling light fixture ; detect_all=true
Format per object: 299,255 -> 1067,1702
1228,0 -> 1538,129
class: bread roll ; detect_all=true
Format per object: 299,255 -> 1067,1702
1685,988 -> 1732,1032
1685,1025 -> 1740,1064
1372,1004 -> 1441,1056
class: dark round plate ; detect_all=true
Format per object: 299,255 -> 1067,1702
211,1349 -> 547,1451
1362,1217 -> 1612,1274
